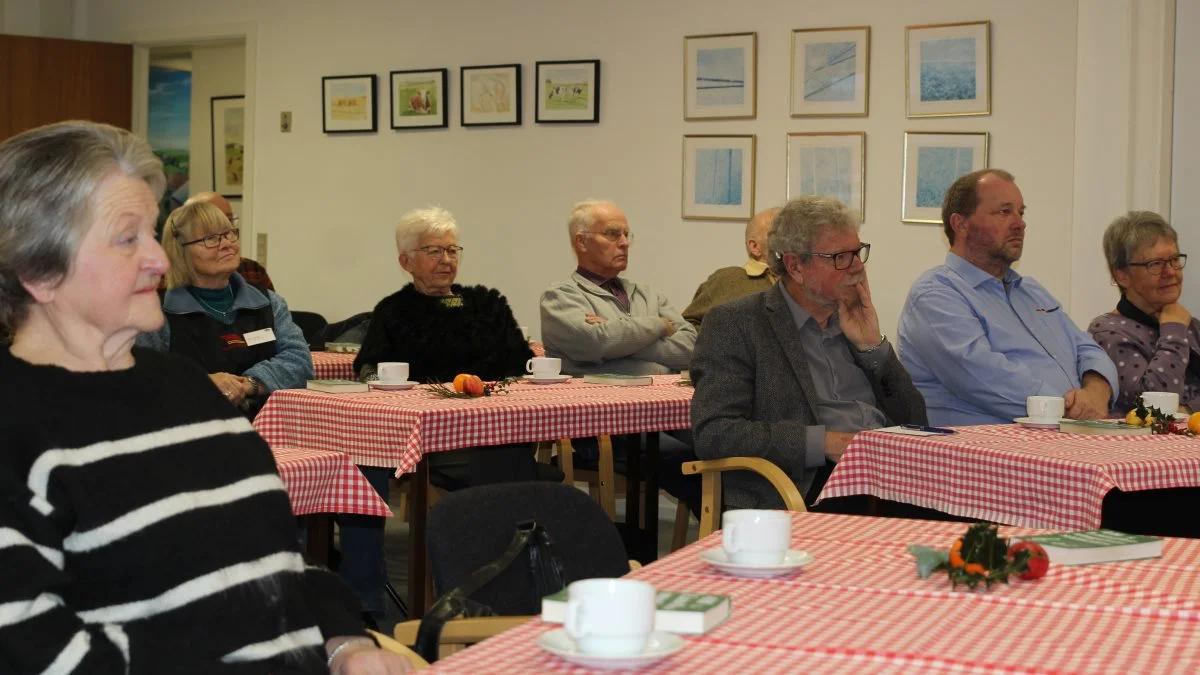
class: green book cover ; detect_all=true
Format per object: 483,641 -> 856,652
1015,529 -> 1163,566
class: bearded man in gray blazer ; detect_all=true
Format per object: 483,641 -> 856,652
690,196 -> 927,509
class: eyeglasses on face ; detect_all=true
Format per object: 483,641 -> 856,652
804,243 -> 871,270
590,228 -> 634,243
1127,254 -> 1186,276
181,228 -> 240,248
412,245 -> 464,260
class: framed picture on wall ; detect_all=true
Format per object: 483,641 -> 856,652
906,21 -> 991,117
684,32 -> 757,120
682,134 -> 756,220
535,59 -> 600,123
389,68 -> 448,129
786,132 -> 866,214
322,74 -> 378,133
210,95 -> 245,199
902,131 -> 988,223
791,26 -> 870,117
461,64 -> 521,126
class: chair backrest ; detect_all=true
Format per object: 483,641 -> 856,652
427,481 -> 630,615
311,311 -> 371,351
289,310 -> 328,346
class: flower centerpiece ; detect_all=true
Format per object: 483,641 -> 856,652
908,523 -> 1049,590
425,374 -> 520,399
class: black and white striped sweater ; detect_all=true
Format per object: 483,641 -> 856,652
0,347 -> 362,674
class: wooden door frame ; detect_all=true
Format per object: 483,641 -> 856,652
123,22 -> 258,258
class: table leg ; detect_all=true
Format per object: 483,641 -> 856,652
642,432 -> 660,560
408,457 -> 430,616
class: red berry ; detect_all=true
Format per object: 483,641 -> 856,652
1008,541 -> 1050,580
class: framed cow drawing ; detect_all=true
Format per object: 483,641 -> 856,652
390,68 -> 449,129
535,60 -> 600,123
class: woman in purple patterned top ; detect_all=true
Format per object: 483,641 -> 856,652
1089,211 -> 1199,414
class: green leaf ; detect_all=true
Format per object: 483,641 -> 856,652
907,545 -> 950,579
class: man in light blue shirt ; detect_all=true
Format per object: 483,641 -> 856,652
898,169 -> 1118,426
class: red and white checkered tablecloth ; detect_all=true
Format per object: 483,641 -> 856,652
255,376 -> 691,472
270,445 -> 392,517
816,424 -> 1200,530
426,511 -> 1200,674
311,351 -> 357,380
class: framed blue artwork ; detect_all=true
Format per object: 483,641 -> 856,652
683,134 -> 756,220
791,26 -> 871,118
787,132 -> 866,215
902,131 -> 988,223
906,21 -> 990,118
684,32 -> 757,120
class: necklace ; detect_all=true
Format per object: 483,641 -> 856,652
192,285 -> 235,318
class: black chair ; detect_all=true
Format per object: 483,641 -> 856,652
290,310 -> 328,347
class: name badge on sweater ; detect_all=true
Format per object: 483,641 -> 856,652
244,327 -> 277,346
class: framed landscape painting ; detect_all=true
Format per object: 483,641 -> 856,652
461,64 -> 521,126
684,32 -> 757,120
906,21 -> 991,117
210,95 -> 244,199
787,132 -> 865,214
791,26 -> 870,117
902,131 -> 988,223
322,74 -> 377,133
536,59 -> 600,123
682,135 -> 756,220
390,68 -> 448,129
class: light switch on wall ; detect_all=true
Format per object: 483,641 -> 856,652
256,233 -> 268,268
280,111 -> 292,132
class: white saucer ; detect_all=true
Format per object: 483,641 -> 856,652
536,628 -> 684,670
699,548 -> 814,578
523,374 -> 571,384
1013,417 -> 1061,430
370,381 -> 417,391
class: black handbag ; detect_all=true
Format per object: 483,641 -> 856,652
413,519 -> 567,663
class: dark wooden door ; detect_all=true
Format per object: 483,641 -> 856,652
0,35 -> 132,141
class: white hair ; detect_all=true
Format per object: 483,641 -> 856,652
394,206 -> 458,254
566,199 -> 617,239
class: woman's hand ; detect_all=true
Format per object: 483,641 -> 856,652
1158,302 -> 1192,327
209,372 -> 253,404
328,637 -> 414,674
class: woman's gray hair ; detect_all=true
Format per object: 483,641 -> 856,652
567,199 -> 615,239
394,206 -> 458,255
1102,210 -> 1178,283
767,196 -> 861,277
161,201 -> 233,289
0,121 -> 165,335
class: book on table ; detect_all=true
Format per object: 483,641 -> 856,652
541,589 -> 730,635
1056,419 -> 1152,435
581,373 -> 654,386
1012,529 -> 1163,565
306,379 -> 369,394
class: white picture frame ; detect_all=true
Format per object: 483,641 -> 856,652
787,132 -> 866,215
791,26 -> 870,117
902,131 -> 989,223
682,134 -> 756,221
684,32 -> 757,120
906,21 -> 991,118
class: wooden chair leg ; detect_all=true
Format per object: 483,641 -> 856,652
671,500 -> 691,550
597,435 -> 617,520
559,439 -> 576,486
697,472 -> 722,539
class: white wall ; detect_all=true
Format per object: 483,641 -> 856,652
1,0 -> 75,37
1174,0 -> 1198,306
81,0 -> 1165,342
187,43 -> 247,228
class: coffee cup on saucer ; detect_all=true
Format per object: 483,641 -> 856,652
377,362 -> 409,384
526,357 -> 562,377
1026,395 -> 1065,422
1141,391 -> 1180,414
563,578 -> 655,656
721,509 -> 791,566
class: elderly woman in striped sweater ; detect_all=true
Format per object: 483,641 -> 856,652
0,121 -> 410,674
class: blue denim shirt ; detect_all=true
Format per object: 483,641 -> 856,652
897,253 -> 1118,426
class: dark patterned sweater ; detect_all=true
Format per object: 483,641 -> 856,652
354,283 -> 533,382
0,347 -> 362,674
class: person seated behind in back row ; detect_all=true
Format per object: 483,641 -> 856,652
897,169 -> 1118,426
682,206 -> 780,329
691,196 -> 927,508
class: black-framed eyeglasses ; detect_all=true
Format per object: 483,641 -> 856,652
181,228 -> 240,248
590,228 -> 634,243
1127,254 -> 1186,276
803,243 -> 871,270
412,245 -> 464,260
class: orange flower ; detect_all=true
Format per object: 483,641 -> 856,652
949,540 -> 965,568
964,563 -> 987,576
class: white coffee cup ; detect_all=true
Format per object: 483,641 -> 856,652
526,356 -> 562,376
722,509 -> 791,566
563,578 -> 655,656
1141,391 -> 1180,414
376,362 -> 409,384
1026,395 -> 1065,422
